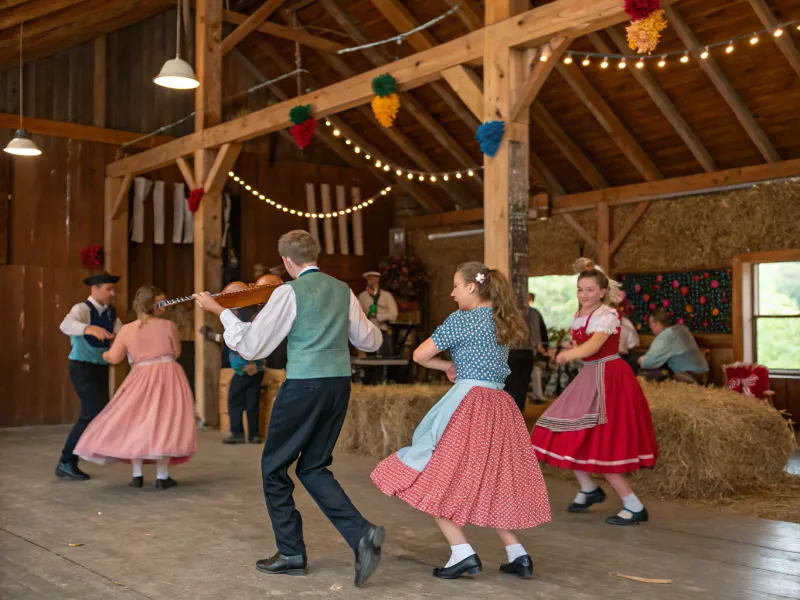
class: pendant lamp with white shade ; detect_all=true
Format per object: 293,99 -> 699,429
154,0 -> 199,89
4,23 -> 41,157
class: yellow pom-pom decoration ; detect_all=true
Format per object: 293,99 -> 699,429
626,9 -> 668,54
371,93 -> 400,128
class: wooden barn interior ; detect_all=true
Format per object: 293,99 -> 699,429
0,0 -> 799,598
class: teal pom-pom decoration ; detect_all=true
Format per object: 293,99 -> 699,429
371,73 -> 397,97
289,104 -> 312,125
475,120 -> 505,158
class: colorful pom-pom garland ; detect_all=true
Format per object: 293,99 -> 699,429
623,0 -> 668,54
475,121 -> 505,158
371,74 -> 400,128
289,104 -> 318,150
624,0 -> 660,22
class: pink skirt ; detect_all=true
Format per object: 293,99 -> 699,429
371,386 -> 551,529
75,361 -> 197,466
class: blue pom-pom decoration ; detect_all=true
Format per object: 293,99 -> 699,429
475,120 -> 505,158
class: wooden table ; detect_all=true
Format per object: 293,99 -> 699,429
351,357 -> 412,384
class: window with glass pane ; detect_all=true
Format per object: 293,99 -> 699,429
755,262 -> 800,370
528,275 -> 577,342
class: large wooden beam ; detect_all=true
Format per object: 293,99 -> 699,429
511,35 -> 570,122
221,8 -> 344,53
591,29 -> 717,173
104,176 -> 129,392
0,0 -> 86,31
596,200 -> 610,271
440,66 -> 484,121
561,213 -> 597,252
219,0 -> 287,55
106,0 -> 650,178
93,35 -> 107,128
747,0 -> 800,80
665,5 -> 780,164
444,0 -> 484,33
111,174 -> 133,220
610,200 -> 650,255
530,151 -> 565,196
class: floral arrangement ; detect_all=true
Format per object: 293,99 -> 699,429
187,187 -> 204,213
289,104 -> 317,150
625,0 -> 668,54
80,244 -> 103,268
371,74 -> 400,128
379,256 -> 428,299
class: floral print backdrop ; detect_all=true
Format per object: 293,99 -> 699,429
619,268 -> 732,334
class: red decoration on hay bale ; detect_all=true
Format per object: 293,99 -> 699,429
290,119 -> 318,150
188,187 -> 204,213
624,0 -> 660,21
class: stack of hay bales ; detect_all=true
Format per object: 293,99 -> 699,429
218,368 -> 285,439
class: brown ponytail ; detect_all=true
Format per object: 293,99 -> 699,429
132,285 -> 164,327
456,261 -> 528,347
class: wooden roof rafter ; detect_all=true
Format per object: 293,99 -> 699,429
747,0 -> 800,79
218,7 -> 346,52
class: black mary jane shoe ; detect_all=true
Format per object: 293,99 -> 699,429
499,554 -> 534,579
568,487 -> 607,513
154,477 -> 177,491
355,524 -> 385,587
128,476 -> 144,488
256,552 -> 307,576
55,461 -> 90,481
433,554 -> 482,579
605,507 -> 649,526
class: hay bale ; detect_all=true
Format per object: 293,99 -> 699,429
218,368 -> 284,439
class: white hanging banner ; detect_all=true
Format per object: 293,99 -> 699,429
131,177 -> 153,243
305,183 -> 319,246
336,185 -> 349,255
153,181 -> 165,245
172,183 -> 185,244
320,184 -> 335,255
351,187 -> 364,256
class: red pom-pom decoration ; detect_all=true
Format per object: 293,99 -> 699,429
624,0 -> 660,21
188,187 -> 204,213
290,119 -> 318,150
80,244 -> 104,268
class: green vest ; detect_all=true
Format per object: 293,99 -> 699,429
285,271 -> 352,379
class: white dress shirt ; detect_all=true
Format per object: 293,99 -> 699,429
357,287 -> 399,332
220,267 -> 383,361
619,316 -> 640,354
59,296 -> 123,337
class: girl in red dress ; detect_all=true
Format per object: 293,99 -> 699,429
531,260 -> 657,525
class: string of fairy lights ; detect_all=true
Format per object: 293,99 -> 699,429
556,19 -> 800,70
227,171 -> 391,219
321,120 -> 482,183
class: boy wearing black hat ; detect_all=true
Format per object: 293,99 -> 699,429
55,272 -> 122,480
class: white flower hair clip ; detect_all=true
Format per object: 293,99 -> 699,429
475,273 -> 486,283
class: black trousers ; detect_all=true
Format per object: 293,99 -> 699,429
506,349 -> 535,413
228,372 -> 262,437
261,376 -> 370,557
60,361 -> 110,464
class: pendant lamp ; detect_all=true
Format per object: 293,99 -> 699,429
154,0 -> 199,89
4,23 -> 41,157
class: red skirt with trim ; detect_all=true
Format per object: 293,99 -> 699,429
531,360 -> 658,474
371,386 -> 551,529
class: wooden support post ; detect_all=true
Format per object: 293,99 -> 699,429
175,157 -> 196,190
104,176 -> 129,392
93,35 -> 107,128
194,0 -> 224,428
597,201 -> 610,273
484,0 -> 530,305
610,201 -> 649,255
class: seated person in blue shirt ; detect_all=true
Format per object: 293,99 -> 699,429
224,306 -> 266,444
638,307 -> 709,384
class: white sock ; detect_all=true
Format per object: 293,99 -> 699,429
132,459 -> 143,478
622,492 -> 644,513
444,543 -> 476,568
505,543 -> 527,563
573,471 -> 600,504
156,459 -> 169,480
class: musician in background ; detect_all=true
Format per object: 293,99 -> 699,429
55,272 -> 122,481
358,271 -> 398,357
194,230 -> 386,587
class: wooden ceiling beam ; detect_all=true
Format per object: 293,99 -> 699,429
531,151 -> 566,196
511,35 -> 570,122
106,0 -> 652,178
747,0 -> 800,80
219,0 -> 287,55
0,0 -> 86,31
221,8 -> 344,53
440,65 -> 484,120
591,28 -> 718,173
664,5 -> 781,163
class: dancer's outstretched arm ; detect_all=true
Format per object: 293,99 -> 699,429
413,338 -> 453,374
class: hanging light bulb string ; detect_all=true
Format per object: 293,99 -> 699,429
228,171 -> 392,218
322,119 -> 482,183
117,68 -> 309,155
562,18 -> 800,66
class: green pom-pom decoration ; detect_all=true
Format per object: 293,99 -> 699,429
289,104 -> 312,125
371,74 -> 397,97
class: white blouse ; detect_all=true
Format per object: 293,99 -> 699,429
618,317 -> 640,354
571,304 -> 620,336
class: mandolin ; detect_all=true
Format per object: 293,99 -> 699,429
156,274 -> 283,310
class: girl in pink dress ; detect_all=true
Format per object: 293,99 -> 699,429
531,260 -> 658,525
75,286 -> 197,490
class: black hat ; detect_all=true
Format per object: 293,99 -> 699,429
83,272 -> 120,286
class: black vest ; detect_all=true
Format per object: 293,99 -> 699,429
83,300 -> 116,348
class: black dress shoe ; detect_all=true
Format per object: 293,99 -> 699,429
55,461 -> 90,481
354,524 -> 385,587
248,436 -> 263,444
606,507 -> 649,526
499,554 -> 534,579
129,476 -> 144,488
223,433 -> 246,444
155,477 -> 177,491
568,487 -> 606,513
256,552 -> 307,576
433,554 -> 482,579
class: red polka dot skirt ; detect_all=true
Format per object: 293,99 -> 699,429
371,386 -> 551,530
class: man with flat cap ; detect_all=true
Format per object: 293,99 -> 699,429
55,272 -> 122,480
357,271 -> 398,358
